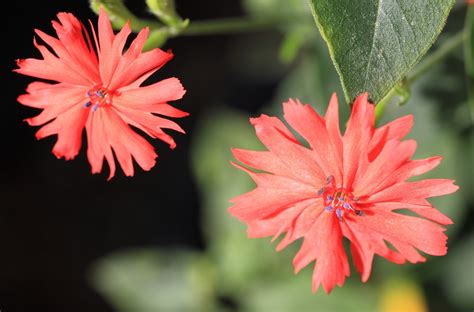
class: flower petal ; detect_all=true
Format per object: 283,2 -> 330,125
293,212 -> 350,293
366,179 -> 459,203
229,163 -> 318,222
117,77 -> 186,108
342,93 -> 375,188
35,103 -> 90,160
250,114 -> 326,186
283,98 -> 342,182
354,139 -> 417,196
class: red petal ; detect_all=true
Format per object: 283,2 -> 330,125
369,115 -> 413,160
99,20 -> 131,86
342,93 -> 375,188
283,98 -> 342,182
18,82 -> 87,109
324,93 -> 343,180
246,198 -> 319,239
15,38 -> 91,85
229,163 -> 318,222
367,179 -> 459,202
293,212 -> 350,293
117,77 -> 186,108
113,104 -> 184,149
354,209 -> 448,262
354,139 -> 417,195
100,108 -> 158,177
232,148 -> 310,185
86,110 -> 116,179
250,114 -> 326,186
35,103 -> 90,160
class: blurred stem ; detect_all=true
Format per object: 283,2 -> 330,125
407,31 -> 466,84
181,17 -> 279,36
375,87 -> 396,124
376,31 -> 465,123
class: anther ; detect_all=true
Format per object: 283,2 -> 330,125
325,206 -> 333,212
335,208 -> 343,221
355,210 -> 364,216
326,175 -> 334,184
317,187 -> 325,196
84,101 -> 92,108
343,202 -> 350,209
327,195 -> 334,201
93,105 -> 99,112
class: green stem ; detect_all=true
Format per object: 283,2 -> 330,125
407,31 -> 466,84
179,17 -> 279,36
375,87 -> 397,124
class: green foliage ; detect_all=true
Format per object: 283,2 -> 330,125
90,249 -> 218,312
465,6 -> 474,121
308,0 -> 456,104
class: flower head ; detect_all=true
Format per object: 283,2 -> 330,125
15,9 -> 187,179
229,93 -> 458,293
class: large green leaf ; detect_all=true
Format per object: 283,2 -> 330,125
308,0 -> 455,104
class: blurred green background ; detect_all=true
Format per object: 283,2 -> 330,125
87,1 -> 473,311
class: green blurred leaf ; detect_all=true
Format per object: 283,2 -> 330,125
442,233 -> 474,308
243,0 -> 309,19
191,109 -> 293,295
90,0 -> 163,32
89,249 -> 218,312
308,0 -> 455,104
241,271 -> 378,312
464,6 -> 474,121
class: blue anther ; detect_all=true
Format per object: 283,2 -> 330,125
84,101 -> 92,108
86,91 -> 92,97
343,202 -> 350,209
325,205 -> 333,212
327,195 -> 334,201
336,208 -> 343,219
95,90 -> 104,97
338,197 -> 345,201
317,188 -> 325,196
93,105 -> 99,112
355,210 -> 364,216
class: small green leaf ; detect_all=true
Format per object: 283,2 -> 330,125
308,0 -> 455,104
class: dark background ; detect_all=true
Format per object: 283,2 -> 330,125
2,1 -> 278,311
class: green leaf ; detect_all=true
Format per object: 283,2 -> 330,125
90,0 -> 163,31
464,6 -> 474,121
308,0 -> 455,104
89,248 -> 218,312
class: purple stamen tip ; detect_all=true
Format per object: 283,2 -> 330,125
325,205 -> 333,212
317,188 -> 325,196
96,90 -> 103,97
355,210 -> 364,216
343,202 -> 350,209
84,101 -> 92,108
327,195 -> 334,201
336,208 -> 343,219
93,105 -> 99,112
326,176 -> 334,184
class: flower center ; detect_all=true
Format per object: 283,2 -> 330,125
84,85 -> 118,111
317,176 -> 363,221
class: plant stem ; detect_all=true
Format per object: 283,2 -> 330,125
179,17 -> 279,36
407,31 -> 466,84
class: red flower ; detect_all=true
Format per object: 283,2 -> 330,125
229,94 -> 458,293
15,9 -> 187,179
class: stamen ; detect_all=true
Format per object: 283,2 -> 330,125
84,101 -> 92,108
319,177 -> 363,221
93,105 -> 99,112
336,208 -> 343,221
